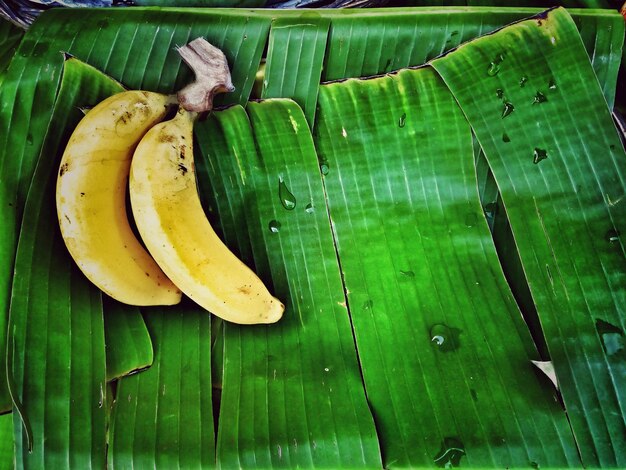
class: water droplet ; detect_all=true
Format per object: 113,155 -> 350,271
269,220 -> 281,233
530,461 -> 540,469
434,437 -> 466,468
429,324 -> 460,352
495,88 -> 504,99
363,299 -> 373,310
26,133 -> 34,145
502,133 -> 510,143
548,79 -> 557,90
464,212 -> 478,227
487,62 -> 500,76
487,53 -> 505,76
595,319 -> 625,358
533,148 -> 548,164
533,91 -> 547,104
470,389 -> 478,401
400,270 -> 415,278
278,177 -> 296,210
519,76 -> 528,87
320,163 -> 330,175
399,113 -> 406,128
450,30 -> 459,37
502,102 -> 515,118
605,228 -> 620,243
305,203 -> 314,214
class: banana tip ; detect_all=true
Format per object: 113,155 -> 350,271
263,300 -> 285,324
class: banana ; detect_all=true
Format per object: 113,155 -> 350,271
56,90 -> 182,306
129,107 -> 285,324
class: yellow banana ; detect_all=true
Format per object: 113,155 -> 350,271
56,90 -> 182,306
129,107 -> 285,324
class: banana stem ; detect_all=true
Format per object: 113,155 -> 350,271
176,38 -> 235,113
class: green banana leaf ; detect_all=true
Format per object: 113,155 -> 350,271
108,306 -> 214,469
0,7 -> 271,413
0,19 -> 23,86
0,5 -> 624,469
8,54 -> 217,468
7,56 -> 115,468
197,101 -> 383,468
0,413 -> 13,470
0,6 -> 621,413
322,7 -> 623,108
476,148 -> 551,358
104,301 -> 154,382
432,7 -> 626,466
261,16 -> 330,125
313,65 -> 580,468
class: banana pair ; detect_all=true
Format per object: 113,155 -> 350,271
56,90 -> 284,325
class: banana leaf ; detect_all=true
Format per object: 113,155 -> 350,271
313,65 -> 579,468
0,413 -> 13,470
322,7 -> 623,108
0,5 -> 624,469
7,56 -> 114,469
0,17 -> 23,412
196,101 -> 383,468
0,6 -> 621,412
0,19 -> 22,83
108,306 -> 214,469
478,150 -> 550,358
0,6 -> 271,412
261,16 -> 330,125
431,7 -> 626,466
104,301 -> 154,382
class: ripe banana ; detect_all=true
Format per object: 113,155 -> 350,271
56,90 -> 182,306
129,107 -> 285,324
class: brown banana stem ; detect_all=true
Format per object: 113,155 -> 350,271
176,38 -> 235,113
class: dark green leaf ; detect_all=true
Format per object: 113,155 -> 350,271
0,19 -> 23,84
0,413 -> 13,470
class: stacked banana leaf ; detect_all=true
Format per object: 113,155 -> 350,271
1,0 -> 623,28
0,5 -> 624,469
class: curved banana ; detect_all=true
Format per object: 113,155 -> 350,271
56,90 -> 182,306
129,107 -> 285,324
